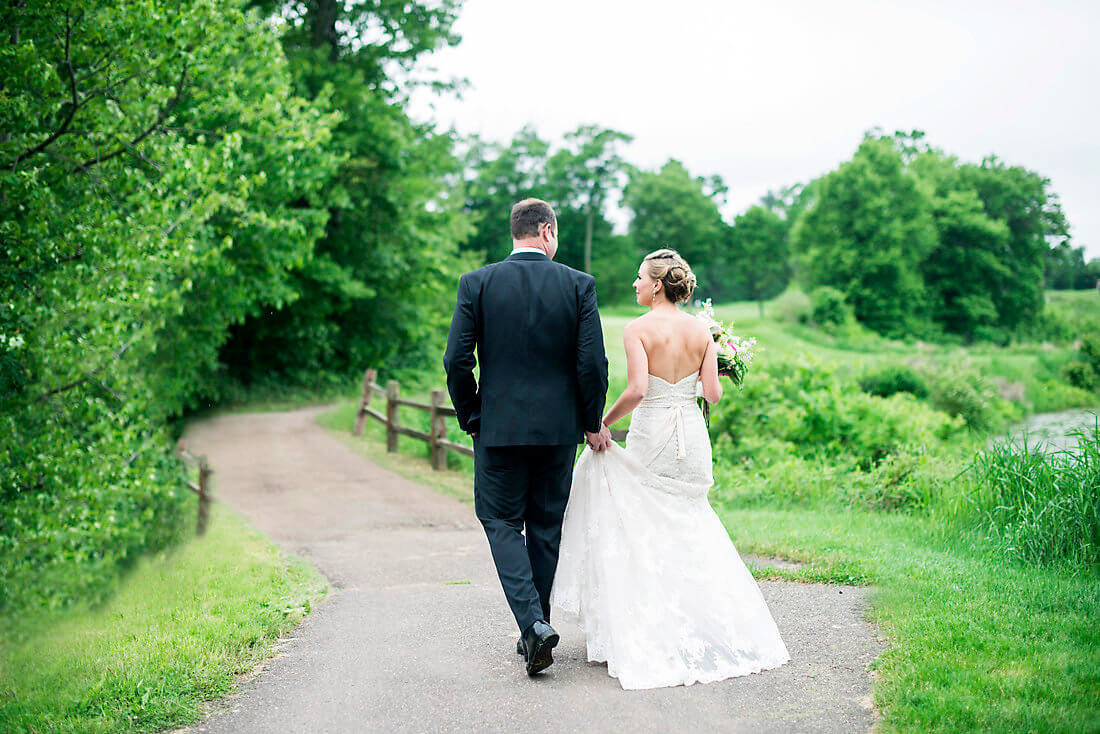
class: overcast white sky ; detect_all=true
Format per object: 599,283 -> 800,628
408,0 -> 1099,257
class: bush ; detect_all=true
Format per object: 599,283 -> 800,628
772,285 -> 812,324
961,420 -> 1100,568
0,417 -> 190,614
859,365 -> 931,399
1080,333 -> 1100,372
843,444 -> 969,512
1063,360 -> 1098,391
922,368 -> 1018,433
710,357 -> 962,472
809,286 -> 854,329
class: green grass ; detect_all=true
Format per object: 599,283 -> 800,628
716,502 -> 1099,732
0,501 -> 327,733
315,400 -> 476,503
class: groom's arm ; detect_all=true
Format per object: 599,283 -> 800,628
443,274 -> 482,435
575,275 -> 609,434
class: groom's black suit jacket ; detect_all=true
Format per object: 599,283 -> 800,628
444,251 -> 609,447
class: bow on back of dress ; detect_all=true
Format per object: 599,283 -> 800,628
638,371 -> 700,460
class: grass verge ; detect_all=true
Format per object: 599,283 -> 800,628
315,399 -> 476,504
718,503 -> 1099,732
0,500 -> 327,734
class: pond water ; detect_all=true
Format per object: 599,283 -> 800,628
993,406 -> 1100,453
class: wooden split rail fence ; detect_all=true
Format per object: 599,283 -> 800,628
176,440 -> 213,535
354,368 -> 474,470
354,367 -> 629,471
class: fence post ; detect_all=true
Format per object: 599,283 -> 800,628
354,368 -> 377,436
197,459 -> 212,536
430,388 -> 447,471
386,380 -> 400,452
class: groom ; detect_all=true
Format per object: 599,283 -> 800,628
444,198 -> 611,676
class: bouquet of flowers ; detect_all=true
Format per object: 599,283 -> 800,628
694,299 -> 758,388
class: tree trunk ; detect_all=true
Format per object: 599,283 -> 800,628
309,0 -> 341,60
584,205 -> 594,274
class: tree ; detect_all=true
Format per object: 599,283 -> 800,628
223,0 -> 475,385
459,125 -> 637,303
1044,243 -> 1091,289
459,127 -> 551,263
1,0 -> 340,611
545,126 -> 633,274
956,157 -> 1069,330
623,160 -> 729,300
729,206 -> 792,315
923,188 -> 1011,341
792,135 -> 936,337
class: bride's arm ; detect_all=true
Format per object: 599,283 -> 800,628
699,335 -> 723,404
601,322 -> 649,428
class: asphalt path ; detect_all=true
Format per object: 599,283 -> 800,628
174,406 -> 886,733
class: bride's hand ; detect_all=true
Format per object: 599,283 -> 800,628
585,424 -> 613,452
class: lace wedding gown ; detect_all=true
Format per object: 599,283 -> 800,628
549,371 -> 791,690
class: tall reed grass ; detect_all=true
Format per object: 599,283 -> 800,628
962,416 -> 1099,568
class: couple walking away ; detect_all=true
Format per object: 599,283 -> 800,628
443,198 -> 790,690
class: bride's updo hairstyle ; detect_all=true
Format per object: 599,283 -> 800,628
643,248 -> 697,304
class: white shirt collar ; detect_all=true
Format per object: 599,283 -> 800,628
511,246 -> 547,255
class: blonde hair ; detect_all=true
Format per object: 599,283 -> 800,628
643,248 -> 697,304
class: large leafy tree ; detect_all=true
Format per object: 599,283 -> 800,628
459,126 -> 551,263
623,159 -> 729,300
460,124 -> 637,303
793,135 -> 936,337
545,125 -> 633,274
955,157 -> 1069,333
1,0 -> 340,611
910,149 -> 1011,341
728,205 -> 792,315
224,0 -> 475,385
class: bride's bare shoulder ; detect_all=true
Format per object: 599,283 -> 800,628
624,313 -> 652,334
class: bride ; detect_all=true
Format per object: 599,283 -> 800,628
549,248 -> 791,690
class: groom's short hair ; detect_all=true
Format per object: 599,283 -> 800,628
510,198 -> 556,239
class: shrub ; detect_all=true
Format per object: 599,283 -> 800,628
859,365 -> 931,399
1062,360 -> 1098,391
710,357 -> 962,472
772,285 -> 812,324
843,444 -> 972,513
809,286 -> 854,329
1080,333 -> 1100,372
922,368 -> 1018,433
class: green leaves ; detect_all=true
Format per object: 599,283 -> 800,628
793,131 -> 1069,343
1,0 -> 341,613
623,159 -> 728,298
458,124 -> 638,303
794,135 -> 936,338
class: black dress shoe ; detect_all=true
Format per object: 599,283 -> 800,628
516,636 -> 526,660
521,620 -> 559,676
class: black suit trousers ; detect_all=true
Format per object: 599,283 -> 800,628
472,438 -> 578,634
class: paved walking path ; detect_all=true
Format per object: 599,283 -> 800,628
175,406 -> 886,733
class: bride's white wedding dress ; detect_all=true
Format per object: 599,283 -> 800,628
549,370 -> 791,690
